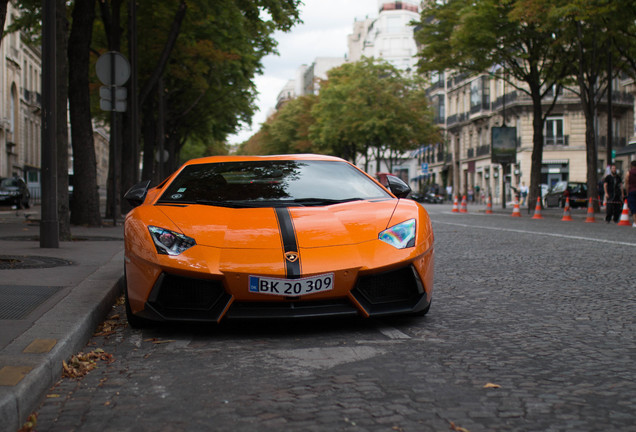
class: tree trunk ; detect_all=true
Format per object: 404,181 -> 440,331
56,0 -> 71,239
528,88 -> 545,213
68,0 -> 101,226
121,0 -> 139,214
141,101 -> 157,183
0,0 -> 8,44
100,0 -> 124,221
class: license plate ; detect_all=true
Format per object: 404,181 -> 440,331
248,273 -> 334,296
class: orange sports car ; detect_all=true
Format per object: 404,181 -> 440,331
123,154 -> 434,327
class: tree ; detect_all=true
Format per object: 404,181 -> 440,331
68,0 -> 101,226
310,58 -> 439,171
260,94 -> 318,154
123,0 -> 302,187
56,0 -> 71,238
553,0 -> 636,210
414,0 -> 571,209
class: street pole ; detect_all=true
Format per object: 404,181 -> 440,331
40,0 -> 58,248
607,50 -> 613,165
111,52 -> 120,227
129,0 -> 139,183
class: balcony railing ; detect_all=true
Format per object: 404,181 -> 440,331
476,145 -> 490,157
545,135 -> 569,146
492,91 -> 518,110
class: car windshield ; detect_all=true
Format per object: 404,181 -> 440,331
0,178 -> 19,188
157,160 -> 391,207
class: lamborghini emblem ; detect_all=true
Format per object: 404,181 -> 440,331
285,251 -> 299,263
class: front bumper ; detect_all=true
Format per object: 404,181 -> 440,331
134,262 -> 432,323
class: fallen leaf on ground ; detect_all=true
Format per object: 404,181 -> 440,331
17,413 -> 37,432
483,383 -> 501,389
449,421 -> 470,432
144,338 -> 176,344
62,349 -> 115,378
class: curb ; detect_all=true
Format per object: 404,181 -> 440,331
0,250 -> 124,431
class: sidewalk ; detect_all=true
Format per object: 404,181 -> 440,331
433,199 -> 598,220
0,206 -> 124,431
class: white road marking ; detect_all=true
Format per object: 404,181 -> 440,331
434,220 -> 636,247
376,325 -> 411,340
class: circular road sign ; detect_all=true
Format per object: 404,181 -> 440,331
96,51 -> 131,86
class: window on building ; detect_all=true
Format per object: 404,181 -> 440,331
481,76 -> 490,106
545,117 -> 564,145
470,80 -> 481,108
386,16 -> 402,33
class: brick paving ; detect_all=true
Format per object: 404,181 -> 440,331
31,205 -> 635,432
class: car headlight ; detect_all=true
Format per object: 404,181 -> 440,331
148,226 -> 196,256
379,219 -> 416,249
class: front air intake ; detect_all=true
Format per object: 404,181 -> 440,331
351,265 -> 425,315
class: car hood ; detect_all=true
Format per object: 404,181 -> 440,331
156,200 -> 399,249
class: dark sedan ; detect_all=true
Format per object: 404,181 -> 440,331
544,181 -> 588,208
0,177 -> 30,209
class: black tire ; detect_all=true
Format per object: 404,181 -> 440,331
123,270 -> 150,329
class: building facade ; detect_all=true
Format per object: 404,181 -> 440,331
0,3 -> 42,195
348,0 -> 420,72
420,70 -> 634,205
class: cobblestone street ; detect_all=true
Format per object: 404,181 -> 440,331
32,205 -> 636,432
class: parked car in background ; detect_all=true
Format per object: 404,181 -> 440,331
0,177 -> 30,209
544,181 -> 588,208
409,191 -> 444,204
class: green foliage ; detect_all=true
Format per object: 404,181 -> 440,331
5,0 -> 41,46
310,58 -> 440,163
82,0 -> 301,157
179,136 -> 227,163
415,0 -> 569,94
260,94 -> 318,154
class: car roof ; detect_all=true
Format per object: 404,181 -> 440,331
183,154 -> 346,166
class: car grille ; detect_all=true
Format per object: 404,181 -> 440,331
226,299 -> 359,320
351,265 -> 425,315
146,273 -> 231,321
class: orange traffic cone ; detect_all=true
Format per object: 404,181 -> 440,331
532,197 -> 543,219
460,195 -> 468,213
452,195 -> 459,213
617,200 -> 631,226
584,198 -> 596,223
511,199 -> 522,217
561,197 -> 573,221
485,195 -> 493,214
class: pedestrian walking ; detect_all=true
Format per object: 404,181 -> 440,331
520,182 -> 528,206
603,164 -> 623,223
624,160 -> 636,227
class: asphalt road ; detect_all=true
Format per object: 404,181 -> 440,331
30,204 -> 636,432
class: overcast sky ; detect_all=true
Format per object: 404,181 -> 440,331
226,0 -> 380,145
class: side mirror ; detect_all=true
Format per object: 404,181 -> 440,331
386,175 -> 411,199
124,180 -> 151,208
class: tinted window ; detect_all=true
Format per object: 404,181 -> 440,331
158,160 -> 391,206
0,178 -> 20,188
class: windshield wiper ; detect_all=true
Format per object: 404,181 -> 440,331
194,200 -> 268,208
291,197 -> 364,206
